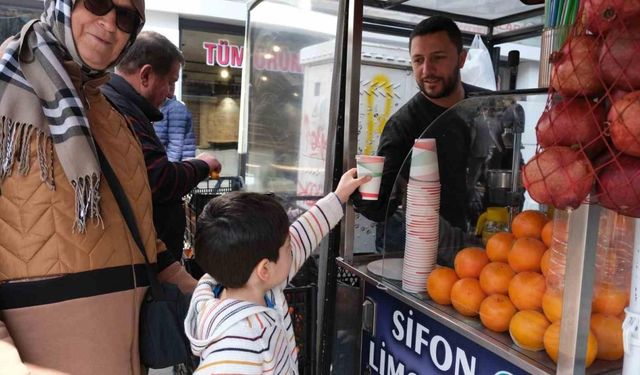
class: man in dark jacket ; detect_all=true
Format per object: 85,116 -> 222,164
102,31 -> 221,261
353,16 -> 487,266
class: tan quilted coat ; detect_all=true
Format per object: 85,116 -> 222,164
0,60 -> 192,374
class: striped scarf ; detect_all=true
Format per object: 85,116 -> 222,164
0,0 -> 140,232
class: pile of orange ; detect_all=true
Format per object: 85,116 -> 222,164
424,209 -> 627,367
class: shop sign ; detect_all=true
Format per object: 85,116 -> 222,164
203,40 -> 243,68
362,283 -> 528,375
203,40 -> 303,74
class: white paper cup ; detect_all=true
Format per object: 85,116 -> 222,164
410,139 -> 439,182
356,155 -> 385,200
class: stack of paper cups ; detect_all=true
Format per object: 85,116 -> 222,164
403,139 -> 440,293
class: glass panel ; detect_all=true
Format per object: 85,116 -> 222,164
372,92 -> 547,284
352,32 -> 415,255
181,29 -> 244,176
493,14 -> 544,35
362,6 -> 490,35
495,36 -> 542,90
402,0 -> 544,20
244,0 -> 339,213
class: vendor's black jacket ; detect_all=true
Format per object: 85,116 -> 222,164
102,75 -> 210,260
354,83 -> 486,229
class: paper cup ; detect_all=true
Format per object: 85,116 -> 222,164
410,142 -> 439,182
356,155 -> 385,200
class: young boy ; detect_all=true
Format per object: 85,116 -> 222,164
185,169 -> 370,374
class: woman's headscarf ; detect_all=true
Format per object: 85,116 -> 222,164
0,0 -> 145,232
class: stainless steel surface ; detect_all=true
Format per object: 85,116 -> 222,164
338,255 -> 623,375
487,169 -> 513,189
557,203 -> 601,375
340,0 -> 364,263
362,298 -> 377,336
509,131 -> 523,228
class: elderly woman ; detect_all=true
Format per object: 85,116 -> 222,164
0,0 -> 195,373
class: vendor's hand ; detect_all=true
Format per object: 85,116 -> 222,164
197,152 -> 222,174
334,168 -> 371,204
467,189 -> 484,217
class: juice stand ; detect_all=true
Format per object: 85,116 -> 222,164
237,0 -> 638,374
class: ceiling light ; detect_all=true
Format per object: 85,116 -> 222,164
264,53 -> 273,60
272,45 -> 281,52
220,69 -> 230,79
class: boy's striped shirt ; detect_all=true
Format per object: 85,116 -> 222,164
185,193 -> 344,374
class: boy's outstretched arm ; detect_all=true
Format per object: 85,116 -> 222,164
287,169 -> 370,280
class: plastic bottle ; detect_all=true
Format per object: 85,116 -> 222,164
546,209 -> 569,294
593,208 -> 634,316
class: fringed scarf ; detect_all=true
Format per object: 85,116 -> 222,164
0,0 -> 143,232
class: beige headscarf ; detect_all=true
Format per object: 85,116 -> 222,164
0,0 -> 145,232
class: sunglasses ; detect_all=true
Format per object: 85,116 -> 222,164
83,0 -> 141,34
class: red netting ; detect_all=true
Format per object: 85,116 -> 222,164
523,0 -> 640,217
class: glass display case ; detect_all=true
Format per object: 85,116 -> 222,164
339,91 -> 623,374
240,0 -> 623,374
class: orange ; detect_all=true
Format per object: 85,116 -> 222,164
512,210 -> 548,239
592,284 -> 629,316
508,272 -> 546,311
479,294 -> 517,333
486,232 -> 515,262
508,237 -> 547,273
590,313 -> 624,361
479,262 -> 515,295
542,291 -> 563,322
540,249 -> 551,278
509,310 -> 550,351
543,321 -> 598,367
450,278 -> 486,317
541,220 -> 553,247
454,247 -> 490,278
426,267 -> 459,305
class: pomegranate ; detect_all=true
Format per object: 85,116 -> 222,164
551,35 -> 603,97
522,147 -> 595,209
600,25 -> 640,91
609,91 -> 640,157
610,90 -> 631,104
596,155 -> 640,218
584,0 -> 640,35
536,97 -> 606,156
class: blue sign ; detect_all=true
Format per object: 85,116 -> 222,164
361,283 -> 528,375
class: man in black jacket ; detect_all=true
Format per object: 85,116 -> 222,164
102,31 -> 221,261
353,16 -> 486,266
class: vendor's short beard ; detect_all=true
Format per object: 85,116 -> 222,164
419,67 -> 461,100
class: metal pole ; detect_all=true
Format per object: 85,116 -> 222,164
340,0 -> 363,264
556,203 -> 600,374
237,4 -> 252,179
318,0 -> 362,371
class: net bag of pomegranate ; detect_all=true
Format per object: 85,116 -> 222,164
523,0 -> 640,217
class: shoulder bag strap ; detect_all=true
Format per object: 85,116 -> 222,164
95,143 -> 163,299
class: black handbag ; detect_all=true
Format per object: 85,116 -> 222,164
96,145 -> 192,369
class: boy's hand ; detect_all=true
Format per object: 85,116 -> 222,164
334,168 -> 371,204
